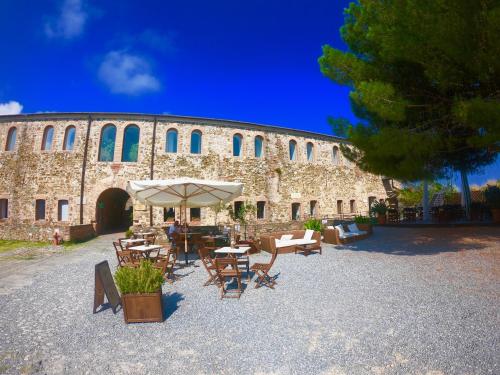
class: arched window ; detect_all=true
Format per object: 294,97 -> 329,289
63,126 -> 76,151
332,146 -> 339,165
254,136 -> 263,158
190,130 -> 202,154
233,133 -> 243,157
289,140 -> 297,161
166,129 -> 178,153
306,142 -> 314,161
98,124 -> 116,162
121,125 -> 140,162
41,126 -> 54,151
5,127 -> 16,151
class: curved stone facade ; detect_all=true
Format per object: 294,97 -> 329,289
0,113 -> 388,240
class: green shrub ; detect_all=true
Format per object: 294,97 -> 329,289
354,215 -> 373,224
303,218 -> 322,232
484,185 -> 500,209
370,201 -> 388,215
114,261 -> 164,294
125,229 -> 134,239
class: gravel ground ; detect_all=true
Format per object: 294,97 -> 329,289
0,227 -> 499,375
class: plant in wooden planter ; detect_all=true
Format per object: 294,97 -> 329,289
354,215 -> 374,233
370,201 -> 388,225
484,185 -> 500,223
115,261 -> 165,323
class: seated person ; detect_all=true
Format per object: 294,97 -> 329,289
168,220 -> 180,241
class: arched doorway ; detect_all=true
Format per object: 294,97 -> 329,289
96,188 -> 133,234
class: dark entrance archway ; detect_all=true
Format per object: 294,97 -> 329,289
96,188 -> 133,234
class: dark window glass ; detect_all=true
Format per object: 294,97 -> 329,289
190,207 -> 201,220
163,207 -> 175,221
310,200 -> 317,216
122,125 -> 140,162
98,124 -> 116,161
35,199 -> 46,221
41,126 -> 54,151
233,134 -> 243,157
166,129 -> 178,153
63,126 -> 76,151
190,131 -> 202,154
6,127 -> 16,151
350,200 -> 356,213
234,201 -> 243,217
332,146 -> 339,165
257,201 -> 265,219
292,203 -> 300,220
0,199 -> 8,219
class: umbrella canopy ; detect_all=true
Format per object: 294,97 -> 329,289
126,177 -> 243,207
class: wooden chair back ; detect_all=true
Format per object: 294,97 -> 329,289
113,241 -> 135,267
214,257 -> 239,273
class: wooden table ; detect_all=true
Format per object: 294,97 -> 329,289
214,247 -> 251,279
129,244 -> 162,259
120,238 -> 145,248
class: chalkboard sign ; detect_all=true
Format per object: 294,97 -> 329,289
93,260 -> 121,314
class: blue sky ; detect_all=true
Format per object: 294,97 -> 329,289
0,0 -> 497,185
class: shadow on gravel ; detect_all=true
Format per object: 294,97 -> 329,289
162,292 -> 184,320
335,228 -> 500,256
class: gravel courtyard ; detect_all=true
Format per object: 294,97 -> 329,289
0,227 -> 499,375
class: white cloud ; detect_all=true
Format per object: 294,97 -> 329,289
0,101 -> 23,115
98,51 -> 161,95
45,0 -> 87,39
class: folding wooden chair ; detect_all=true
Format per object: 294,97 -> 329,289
250,243 -> 278,289
153,247 -> 178,283
214,257 -> 242,299
113,241 -> 137,268
198,247 -> 219,286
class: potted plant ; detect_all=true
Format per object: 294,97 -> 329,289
484,185 -> 500,223
114,261 -> 165,323
354,215 -> 374,233
370,201 -> 388,224
303,218 -> 323,233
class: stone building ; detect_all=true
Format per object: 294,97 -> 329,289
0,113 -> 389,241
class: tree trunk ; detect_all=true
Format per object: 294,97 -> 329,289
422,179 -> 430,222
460,170 -> 471,221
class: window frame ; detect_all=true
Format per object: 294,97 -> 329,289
41,126 -> 54,151
57,199 -> 69,221
166,128 -> 178,153
63,125 -> 76,151
289,140 -> 297,161
332,146 -> 340,165
190,130 -> 202,154
291,202 -> 301,221
306,142 -> 314,162
5,127 -> 17,151
0,199 -> 8,219
254,135 -> 264,158
35,199 -> 46,221
256,201 -> 266,220
121,124 -> 140,162
98,124 -> 117,162
233,133 -> 243,157
190,207 -> 201,221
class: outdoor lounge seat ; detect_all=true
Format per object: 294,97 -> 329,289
260,230 -> 321,254
323,223 -> 372,245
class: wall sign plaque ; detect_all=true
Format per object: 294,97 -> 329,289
93,260 -> 121,314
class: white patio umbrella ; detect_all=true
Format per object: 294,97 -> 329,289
126,177 -> 244,265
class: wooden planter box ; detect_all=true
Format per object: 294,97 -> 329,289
122,290 -> 164,323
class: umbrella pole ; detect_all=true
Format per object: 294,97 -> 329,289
183,202 -> 188,265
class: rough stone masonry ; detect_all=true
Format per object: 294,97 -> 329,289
0,113 -> 389,241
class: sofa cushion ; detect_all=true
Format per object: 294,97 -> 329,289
339,232 -> 358,239
303,229 -> 314,241
275,238 -> 317,248
335,225 -> 345,237
326,225 -> 334,229
347,223 -> 360,233
280,234 -> 293,241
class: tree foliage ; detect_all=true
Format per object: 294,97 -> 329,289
319,0 -> 500,182
398,181 -> 458,206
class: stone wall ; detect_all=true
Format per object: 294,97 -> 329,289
0,113 -> 389,240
